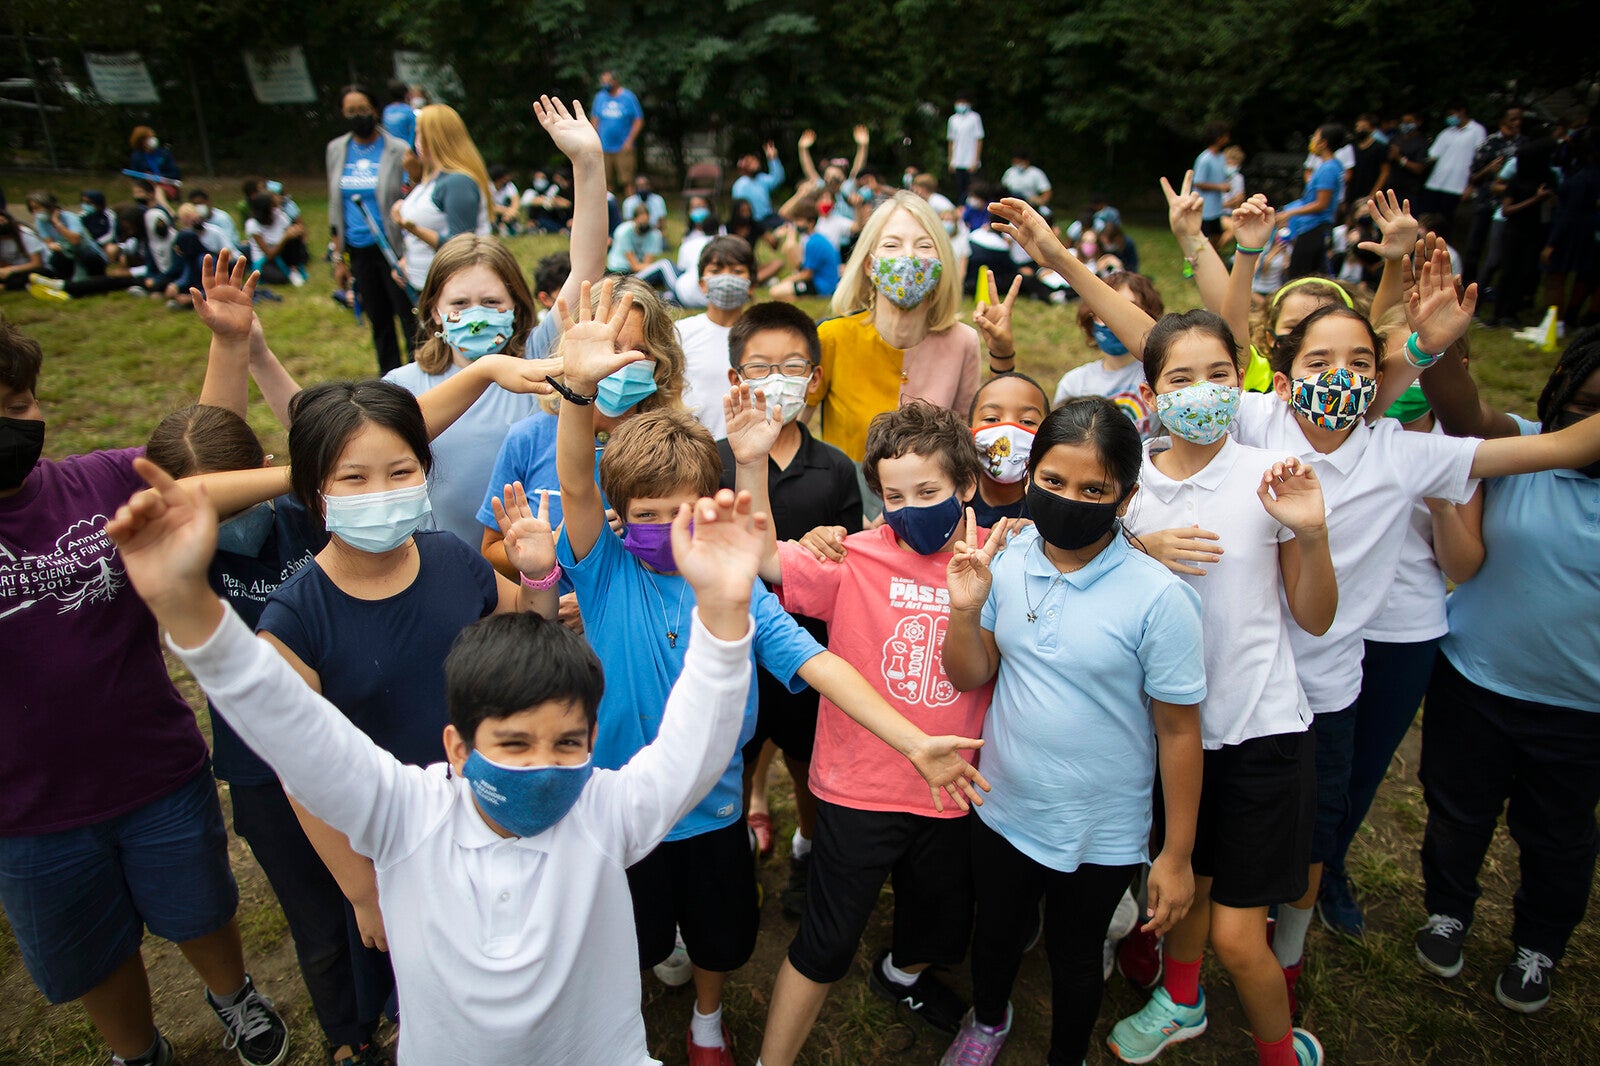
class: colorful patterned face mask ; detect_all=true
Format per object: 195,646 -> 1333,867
870,255 -> 942,310
1289,368 -> 1376,431
1155,382 -> 1241,445
973,423 -> 1035,483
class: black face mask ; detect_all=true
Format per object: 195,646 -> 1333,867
1026,481 -> 1122,551
1552,408 -> 1600,478
348,113 -> 377,138
0,417 -> 45,492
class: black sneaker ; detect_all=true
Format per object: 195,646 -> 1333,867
781,852 -> 810,919
1495,947 -> 1554,1013
1414,913 -> 1468,978
207,973 -> 289,1066
111,1033 -> 176,1066
867,950 -> 965,1035
338,1044 -> 394,1066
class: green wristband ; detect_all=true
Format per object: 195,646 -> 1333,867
1235,244 -> 1265,255
1405,331 -> 1443,369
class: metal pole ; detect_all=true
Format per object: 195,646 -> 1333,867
15,29 -> 60,170
183,54 -> 215,176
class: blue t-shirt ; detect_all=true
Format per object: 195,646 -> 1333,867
475,407 -> 600,595
1286,158 -> 1345,238
974,527 -> 1206,872
802,231 -> 841,295
591,88 -> 643,153
556,524 -> 824,841
608,220 -> 665,272
340,137 -> 385,249
206,495 -> 323,785
731,158 -> 786,221
1194,148 -> 1230,221
382,101 -> 417,147
257,531 -> 499,768
33,209 -> 106,261
1442,415 -> 1600,712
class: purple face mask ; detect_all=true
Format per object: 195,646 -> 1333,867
622,520 -> 678,572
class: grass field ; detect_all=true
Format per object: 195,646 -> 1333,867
1,171 -> 1593,1066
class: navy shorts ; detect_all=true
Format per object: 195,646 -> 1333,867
0,770 -> 238,1003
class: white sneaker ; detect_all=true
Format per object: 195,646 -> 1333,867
653,929 -> 693,987
289,269 -> 307,288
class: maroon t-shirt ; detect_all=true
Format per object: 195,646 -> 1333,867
0,448 -> 208,836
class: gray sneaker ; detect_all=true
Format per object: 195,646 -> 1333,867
940,1006 -> 1011,1066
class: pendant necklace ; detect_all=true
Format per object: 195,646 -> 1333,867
646,575 -> 690,648
1023,544 -> 1064,623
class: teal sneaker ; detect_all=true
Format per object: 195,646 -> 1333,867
1107,986 -> 1207,1064
1292,1027 -> 1324,1065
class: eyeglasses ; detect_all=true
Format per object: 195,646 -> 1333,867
738,360 -> 813,379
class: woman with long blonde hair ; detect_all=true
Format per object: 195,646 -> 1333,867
394,103 -> 493,292
807,189 -> 981,471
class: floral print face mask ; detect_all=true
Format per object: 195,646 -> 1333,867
870,255 -> 942,310
1155,382 -> 1241,444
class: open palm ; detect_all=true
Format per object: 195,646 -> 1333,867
192,250 -> 258,339
1257,460 -> 1325,535
491,482 -> 557,578
534,96 -> 600,158
555,279 -> 649,391
1407,248 -> 1478,353
671,490 -> 768,605
723,383 -> 783,466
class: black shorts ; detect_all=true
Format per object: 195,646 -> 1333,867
1191,729 -> 1315,908
742,617 -> 826,764
627,818 -> 759,972
791,279 -> 818,296
1201,216 -> 1224,237
787,800 -> 974,984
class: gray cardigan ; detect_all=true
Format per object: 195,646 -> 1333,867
324,130 -> 410,253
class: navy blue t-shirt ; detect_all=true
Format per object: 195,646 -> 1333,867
206,494 -> 322,785
256,530 -> 499,769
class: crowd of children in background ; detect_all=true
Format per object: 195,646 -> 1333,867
2,85 -> 1598,1066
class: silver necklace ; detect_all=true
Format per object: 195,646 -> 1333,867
645,576 -> 690,648
1023,543 -> 1064,623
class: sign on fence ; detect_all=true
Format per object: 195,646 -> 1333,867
244,46 -> 317,105
393,50 -> 463,102
84,51 -> 159,104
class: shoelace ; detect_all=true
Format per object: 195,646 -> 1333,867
1511,947 -> 1553,988
1423,914 -> 1465,938
949,1025 -> 1004,1065
1131,992 -> 1182,1034
215,986 -> 278,1048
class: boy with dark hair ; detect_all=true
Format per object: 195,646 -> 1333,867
555,282 -> 986,1065
719,302 -> 862,916
104,450 -> 769,1065
678,234 -> 759,438
769,201 -> 841,303
742,400 -> 1004,1065
0,317 -> 288,1066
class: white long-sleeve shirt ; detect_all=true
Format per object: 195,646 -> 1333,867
171,605 -> 753,1065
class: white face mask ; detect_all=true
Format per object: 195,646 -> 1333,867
744,373 -> 811,424
146,137 -> 158,151
973,423 -> 1035,484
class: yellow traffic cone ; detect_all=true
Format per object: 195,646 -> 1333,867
975,265 -> 992,308
1538,305 -> 1560,352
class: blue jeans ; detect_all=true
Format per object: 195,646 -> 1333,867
0,770 -> 236,1003
1326,638 -> 1440,878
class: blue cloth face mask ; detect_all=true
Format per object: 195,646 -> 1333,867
882,493 -> 963,555
1092,322 -> 1129,356
1155,382 -> 1241,445
215,501 -> 276,558
595,359 -> 658,417
439,306 -> 515,360
462,750 -> 593,837
321,482 -> 431,554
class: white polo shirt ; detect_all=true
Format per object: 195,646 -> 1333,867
1364,421 -> 1451,643
1231,393 -> 1478,712
1425,121 -> 1488,195
947,110 -> 985,169
172,606 -> 752,1066
1125,437 -> 1314,748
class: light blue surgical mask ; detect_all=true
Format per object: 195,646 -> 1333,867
462,750 -> 593,837
1093,322 -> 1129,356
215,501 -> 276,558
1445,114 -> 1462,128
321,482 -> 431,554
439,305 -> 515,360
689,206 -> 710,224
595,359 -> 658,417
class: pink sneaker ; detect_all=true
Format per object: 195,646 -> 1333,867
1117,928 -> 1164,990
940,1006 -> 1011,1066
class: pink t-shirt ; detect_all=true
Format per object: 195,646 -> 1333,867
776,524 -> 992,818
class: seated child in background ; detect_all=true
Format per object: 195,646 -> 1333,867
490,165 -> 521,236
107,458 -> 769,1066
716,302 -> 864,917
744,401 -> 1006,1066
553,282 -> 986,1062
1053,270 -> 1165,438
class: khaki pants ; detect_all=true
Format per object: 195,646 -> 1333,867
604,147 -> 637,190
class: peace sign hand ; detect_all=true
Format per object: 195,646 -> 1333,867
973,274 -> 1022,357
946,510 -> 1015,612
1160,171 -> 1203,240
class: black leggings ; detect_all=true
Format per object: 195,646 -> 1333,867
348,243 -> 417,376
969,815 -> 1137,1066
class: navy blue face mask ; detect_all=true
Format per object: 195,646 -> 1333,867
462,750 -> 593,837
1093,322 -> 1129,356
882,493 -> 963,555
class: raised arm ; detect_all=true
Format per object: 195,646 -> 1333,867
488,482 -> 560,619
796,129 -> 821,186
991,196 -> 1156,358
1259,458 -> 1337,636
1223,197 -> 1276,349
192,250 -> 260,417
533,97 -> 607,310
722,383 -> 784,583
247,316 -> 302,428
1163,172 -> 1228,314
848,125 -> 870,182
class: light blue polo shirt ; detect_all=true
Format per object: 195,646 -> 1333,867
557,523 -> 825,841
974,526 -> 1206,872
1442,415 -> 1600,712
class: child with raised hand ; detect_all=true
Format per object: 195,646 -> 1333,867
1108,309 -> 1335,1066
105,456 -> 771,1065
939,398 -> 1206,1066
554,281 -> 985,1064
735,400 -> 1002,1066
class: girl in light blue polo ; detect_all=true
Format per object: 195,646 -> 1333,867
941,397 -> 1206,1066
